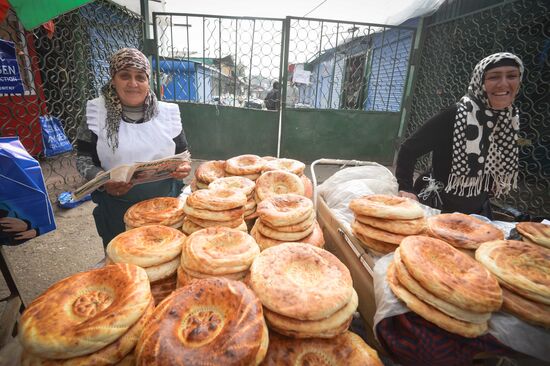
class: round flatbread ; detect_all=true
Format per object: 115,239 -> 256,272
261,158 -> 305,175
476,240 -> 550,305
124,197 -> 185,228
186,188 -> 247,211
225,154 -> 265,175
501,287 -> 550,328
107,225 -> 185,267
256,218 -> 314,241
255,170 -> 305,201
516,222 -> 550,248
261,331 -> 383,366
195,160 -> 226,184
19,264 -> 151,359
208,176 -> 255,197
351,227 -> 398,255
250,242 -> 352,320
393,248 -> 491,324
183,204 -> 244,222
400,236 -> 502,313
351,220 -> 406,245
349,194 -> 424,220
427,213 -> 504,249
387,262 -> 488,338
256,193 -> 313,227
135,278 -> 266,365
355,214 -> 426,235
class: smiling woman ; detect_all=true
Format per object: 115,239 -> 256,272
395,52 -> 524,218
76,48 -> 192,247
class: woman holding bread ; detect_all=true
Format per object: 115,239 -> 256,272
76,48 -> 191,247
395,52 -> 524,218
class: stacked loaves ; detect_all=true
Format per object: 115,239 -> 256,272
427,213 -> 504,255
191,160 -> 226,191
177,226 -> 260,287
255,170 -> 305,203
124,197 -> 185,231
515,222 -> 550,249
251,193 -> 324,250
349,194 -> 425,254
106,225 -> 186,304
476,240 -> 550,328
182,188 -> 247,234
209,176 -> 257,221
135,277 -> 268,365
19,264 -> 153,365
387,236 -> 502,338
249,242 -> 357,339
260,158 -> 313,199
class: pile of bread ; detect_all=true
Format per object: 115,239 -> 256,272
177,226 -> 259,286
106,225 -> 186,305
19,263 -> 153,364
387,235 -> 502,338
349,194 -> 426,254
515,221 -> 550,248
251,193 -> 324,251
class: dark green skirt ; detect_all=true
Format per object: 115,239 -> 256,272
91,179 -> 184,248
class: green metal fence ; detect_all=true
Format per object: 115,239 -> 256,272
403,0 -> 550,217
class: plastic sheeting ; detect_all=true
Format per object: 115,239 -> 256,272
385,0 -> 445,25
373,254 -> 550,362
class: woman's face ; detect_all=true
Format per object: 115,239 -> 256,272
483,65 -> 520,110
112,67 -> 149,107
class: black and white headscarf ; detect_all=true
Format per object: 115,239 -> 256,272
446,52 -> 523,198
101,48 -> 159,150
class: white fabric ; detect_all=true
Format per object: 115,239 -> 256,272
87,96 -> 182,171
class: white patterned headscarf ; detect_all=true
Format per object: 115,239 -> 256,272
101,48 -> 159,150
446,52 -> 523,198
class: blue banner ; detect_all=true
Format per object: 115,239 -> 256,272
0,39 -> 24,94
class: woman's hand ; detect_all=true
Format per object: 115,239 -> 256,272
104,181 -> 133,196
14,229 -> 37,240
398,190 -> 419,201
171,161 -> 191,180
0,217 -> 29,232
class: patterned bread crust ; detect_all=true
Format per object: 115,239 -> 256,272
427,213 -> 504,249
225,154 -> 265,175
135,278 -> 265,365
255,170 -> 305,201
516,222 -> 550,248
250,243 -> 352,320
195,160 -> 226,184
261,158 -> 305,175
476,240 -> 550,304
256,194 -> 313,227
208,175 -> 255,196
19,264 -> 151,359
400,236 -> 502,313
261,331 -> 384,366
186,188 -> 247,211
107,225 -> 185,267
124,197 -> 185,227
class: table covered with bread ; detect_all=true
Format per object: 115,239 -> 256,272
314,161 -> 550,365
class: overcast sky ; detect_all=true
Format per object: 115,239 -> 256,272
164,0 -> 443,26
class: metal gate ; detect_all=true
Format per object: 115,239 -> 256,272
151,12 -> 416,162
403,0 -> 550,218
0,0 -> 142,199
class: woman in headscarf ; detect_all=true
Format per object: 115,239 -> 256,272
76,48 -> 191,247
395,52 -> 523,218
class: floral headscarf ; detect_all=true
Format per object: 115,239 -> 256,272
446,52 -> 523,198
101,48 -> 159,150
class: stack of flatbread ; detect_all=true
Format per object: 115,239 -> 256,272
208,176 -> 257,222
124,197 -> 185,231
515,222 -> 550,249
19,264 -> 153,364
249,242 -> 357,338
251,193 -> 324,251
106,225 -> 186,304
177,227 -> 260,287
190,160 -> 226,191
427,213 -> 504,255
349,194 -> 425,254
136,278 -> 269,365
387,235 -> 502,338
476,240 -> 550,328
262,331 -> 383,365
182,188 -> 247,234
260,158 -> 313,199
224,154 -> 266,181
